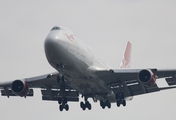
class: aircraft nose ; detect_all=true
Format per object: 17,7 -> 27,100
45,26 -> 63,45
44,28 -> 67,58
44,31 -> 63,61
44,30 -> 63,48
45,33 -> 58,45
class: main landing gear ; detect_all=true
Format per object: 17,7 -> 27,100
80,101 -> 91,110
115,93 -> 126,107
58,97 -> 69,111
80,96 -> 92,111
100,100 -> 111,109
59,102 -> 69,111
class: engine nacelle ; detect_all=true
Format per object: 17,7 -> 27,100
138,69 -> 156,87
11,80 -> 29,97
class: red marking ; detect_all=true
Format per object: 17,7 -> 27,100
65,33 -> 74,40
148,74 -> 156,86
143,70 -> 156,87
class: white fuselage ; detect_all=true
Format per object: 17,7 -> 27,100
44,26 -> 116,102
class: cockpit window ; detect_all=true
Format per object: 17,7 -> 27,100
51,26 -> 60,31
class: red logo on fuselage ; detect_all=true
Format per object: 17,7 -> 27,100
65,33 -> 74,40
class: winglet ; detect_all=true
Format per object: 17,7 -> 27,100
120,41 -> 132,68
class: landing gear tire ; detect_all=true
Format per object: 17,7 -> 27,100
65,104 -> 69,111
80,101 -> 91,110
80,102 -> 84,108
86,102 -> 92,110
100,100 -> 111,109
59,104 -> 69,111
100,100 -> 103,107
116,100 -> 121,107
122,99 -> 126,106
102,104 -> 105,109
106,100 -> 111,109
100,100 -> 105,109
116,92 -> 126,107
59,105 -> 64,111
58,98 -> 62,104
82,105 -> 86,111
82,103 -> 86,111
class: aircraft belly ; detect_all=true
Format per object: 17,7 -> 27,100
65,74 -> 112,95
66,78 -> 117,103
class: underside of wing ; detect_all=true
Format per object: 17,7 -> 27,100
96,68 -> 176,99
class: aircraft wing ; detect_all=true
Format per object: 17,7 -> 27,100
0,72 -> 79,101
96,68 -> 176,99
0,72 -> 59,89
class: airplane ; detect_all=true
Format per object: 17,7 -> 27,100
1,26 -> 176,112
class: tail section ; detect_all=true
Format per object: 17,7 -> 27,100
120,41 -> 132,68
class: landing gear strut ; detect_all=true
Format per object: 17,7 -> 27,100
80,96 -> 92,110
57,75 -> 64,83
116,93 -> 126,107
57,72 -> 69,111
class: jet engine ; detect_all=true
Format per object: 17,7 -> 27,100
138,69 -> 156,86
11,80 -> 29,97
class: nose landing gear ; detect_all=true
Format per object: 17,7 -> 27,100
57,69 -> 70,111
59,103 -> 69,111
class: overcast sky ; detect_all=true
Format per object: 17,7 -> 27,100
0,0 -> 176,120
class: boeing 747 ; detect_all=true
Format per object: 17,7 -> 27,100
1,26 -> 176,111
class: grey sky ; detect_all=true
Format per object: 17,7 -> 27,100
0,0 -> 176,120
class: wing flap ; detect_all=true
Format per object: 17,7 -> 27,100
111,82 -> 160,98
41,89 -> 79,101
165,75 -> 176,86
42,96 -> 79,102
